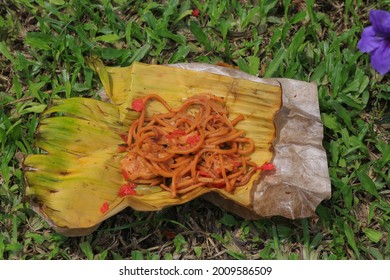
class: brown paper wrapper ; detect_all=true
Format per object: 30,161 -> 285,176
172,63 -> 331,219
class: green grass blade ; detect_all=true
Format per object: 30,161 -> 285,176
264,48 -> 286,78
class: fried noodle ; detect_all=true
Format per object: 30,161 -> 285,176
120,94 -> 258,197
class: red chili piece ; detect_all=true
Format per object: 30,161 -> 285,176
118,182 -> 137,197
100,201 -> 109,213
166,129 -> 186,140
192,9 -> 200,17
257,162 -> 275,171
131,98 -> 145,112
186,135 -> 201,146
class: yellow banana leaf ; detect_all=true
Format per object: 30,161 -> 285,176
23,61 -> 282,236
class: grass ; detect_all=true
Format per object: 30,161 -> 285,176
0,0 -> 389,260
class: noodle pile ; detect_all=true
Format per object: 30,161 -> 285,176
120,94 -> 258,197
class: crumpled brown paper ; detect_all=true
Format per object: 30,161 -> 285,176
171,63 -> 331,219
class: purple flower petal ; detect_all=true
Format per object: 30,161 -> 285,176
370,10 -> 390,37
370,39 -> 390,75
357,26 -> 383,53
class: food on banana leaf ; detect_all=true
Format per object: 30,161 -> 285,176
23,61 -> 282,235
120,94 -> 266,198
